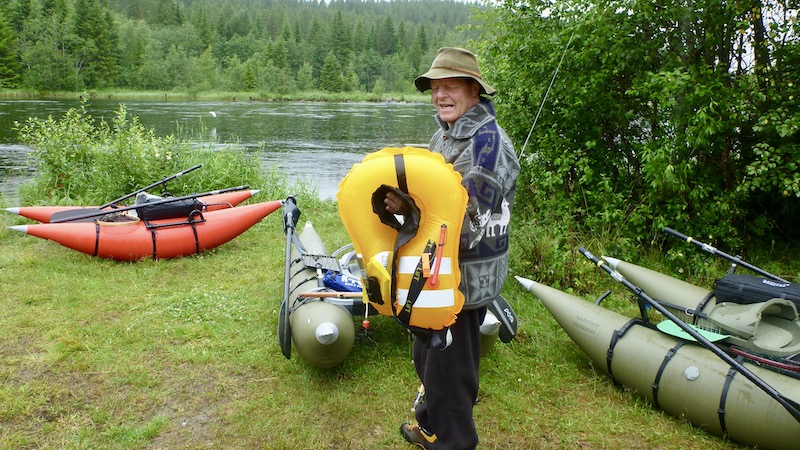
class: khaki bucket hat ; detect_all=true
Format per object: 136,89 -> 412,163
414,47 -> 496,95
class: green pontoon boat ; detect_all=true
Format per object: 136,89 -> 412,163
516,253 -> 800,449
603,255 -> 800,362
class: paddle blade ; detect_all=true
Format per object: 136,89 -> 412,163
278,299 -> 291,359
489,295 -> 518,343
656,320 -> 729,343
49,208 -> 105,223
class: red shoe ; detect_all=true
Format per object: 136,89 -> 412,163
400,422 -> 439,449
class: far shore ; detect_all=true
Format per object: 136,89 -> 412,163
0,89 -> 430,104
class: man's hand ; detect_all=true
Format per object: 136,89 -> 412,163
384,191 -> 409,215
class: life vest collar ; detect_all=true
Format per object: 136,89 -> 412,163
370,184 -> 420,249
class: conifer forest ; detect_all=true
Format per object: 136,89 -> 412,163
0,0 -> 479,94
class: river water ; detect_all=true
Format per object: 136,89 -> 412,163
0,98 -> 436,202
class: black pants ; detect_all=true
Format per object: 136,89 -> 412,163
413,306 -> 486,450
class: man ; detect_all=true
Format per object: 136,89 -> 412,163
386,47 -> 520,450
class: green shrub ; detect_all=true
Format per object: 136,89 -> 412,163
15,102 -> 287,205
477,0 -> 800,257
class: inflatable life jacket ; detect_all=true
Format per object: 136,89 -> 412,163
337,147 -> 468,334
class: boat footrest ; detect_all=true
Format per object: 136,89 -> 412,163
302,254 -> 341,271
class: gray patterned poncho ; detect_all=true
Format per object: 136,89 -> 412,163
428,98 -> 520,309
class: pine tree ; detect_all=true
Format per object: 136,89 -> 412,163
330,10 -> 351,66
0,4 -> 21,87
73,0 -> 119,88
296,61 -> 315,91
8,0 -> 32,33
19,0 -> 76,90
409,25 -> 428,72
375,16 -> 396,56
155,0 -> 183,26
306,18 -> 328,77
396,21 -> 407,55
42,0 -> 68,18
195,7 -> 214,50
319,52 -> 343,92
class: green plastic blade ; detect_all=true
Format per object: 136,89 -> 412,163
656,320 -> 730,343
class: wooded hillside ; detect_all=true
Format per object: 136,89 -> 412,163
0,0 -> 480,93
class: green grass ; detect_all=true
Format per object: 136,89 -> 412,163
0,194 -> 760,449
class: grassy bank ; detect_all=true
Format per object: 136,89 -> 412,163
0,193 -> 756,449
0,89 -> 430,104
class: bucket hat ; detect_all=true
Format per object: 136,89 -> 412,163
414,47 -> 496,95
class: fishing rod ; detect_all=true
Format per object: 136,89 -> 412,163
50,185 -> 249,223
98,164 -> 203,209
47,165 -> 206,223
579,246 -> 800,423
519,28 -> 576,159
664,227 -> 789,283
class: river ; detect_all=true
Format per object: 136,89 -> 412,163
0,98 -> 436,203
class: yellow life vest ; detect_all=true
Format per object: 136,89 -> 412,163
337,147 -> 468,332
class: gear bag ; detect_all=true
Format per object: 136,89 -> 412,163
714,273 -> 800,309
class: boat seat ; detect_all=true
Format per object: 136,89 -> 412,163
707,298 -> 800,342
136,192 -> 162,204
752,317 -> 796,351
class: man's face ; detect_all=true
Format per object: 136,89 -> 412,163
430,78 -> 480,126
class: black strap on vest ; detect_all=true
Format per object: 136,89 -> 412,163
394,154 -> 408,192
397,239 -> 436,325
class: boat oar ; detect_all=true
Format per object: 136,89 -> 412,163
664,227 -> 789,283
579,246 -> 800,423
49,185 -> 249,223
98,164 -> 203,209
298,292 -> 363,299
278,197 -> 300,360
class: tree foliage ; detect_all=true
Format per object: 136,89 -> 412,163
477,0 -> 800,253
14,102 -> 279,204
1,0 -> 478,93
0,3 -> 21,88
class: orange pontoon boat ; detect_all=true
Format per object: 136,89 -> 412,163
4,189 -> 259,223
8,200 -> 281,261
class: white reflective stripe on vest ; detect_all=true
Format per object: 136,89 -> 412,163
397,256 -> 454,275
397,288 -> 456,308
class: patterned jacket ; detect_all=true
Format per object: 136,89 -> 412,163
428,98 -> 520,309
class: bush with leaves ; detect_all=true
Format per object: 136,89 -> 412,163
15,102 -> 284,205
477,0 -> 800,262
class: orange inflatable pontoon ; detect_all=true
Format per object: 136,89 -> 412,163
8,200 -> 281,261
4,190 -> 259,223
